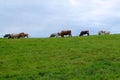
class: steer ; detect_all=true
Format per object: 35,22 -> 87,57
79,30 -> 89,36
58,30 -> 72,37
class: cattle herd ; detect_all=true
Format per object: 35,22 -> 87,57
3,30 -> 110,39
49,30 -> 110,38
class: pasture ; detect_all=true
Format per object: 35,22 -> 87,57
0,34 -> 120,80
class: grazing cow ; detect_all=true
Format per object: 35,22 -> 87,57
49,33 -> 58,37
13,32 -> 29,38
79,30 -> 89,36
58,30 -> 72,37
98,30 -> 110,35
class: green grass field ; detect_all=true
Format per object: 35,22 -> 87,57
0,34 -> 120,80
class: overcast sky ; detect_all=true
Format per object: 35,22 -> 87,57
0,0 -> 120,37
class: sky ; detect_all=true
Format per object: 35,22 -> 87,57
0,0 -> 120,38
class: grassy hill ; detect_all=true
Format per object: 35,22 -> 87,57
0,34 -> 120,80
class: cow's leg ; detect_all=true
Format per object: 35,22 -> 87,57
61,35 -> 64,37
69,33 -> 72,37
87,33 -> 89,36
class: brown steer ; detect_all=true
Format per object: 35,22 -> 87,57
58,30 -> 72,37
